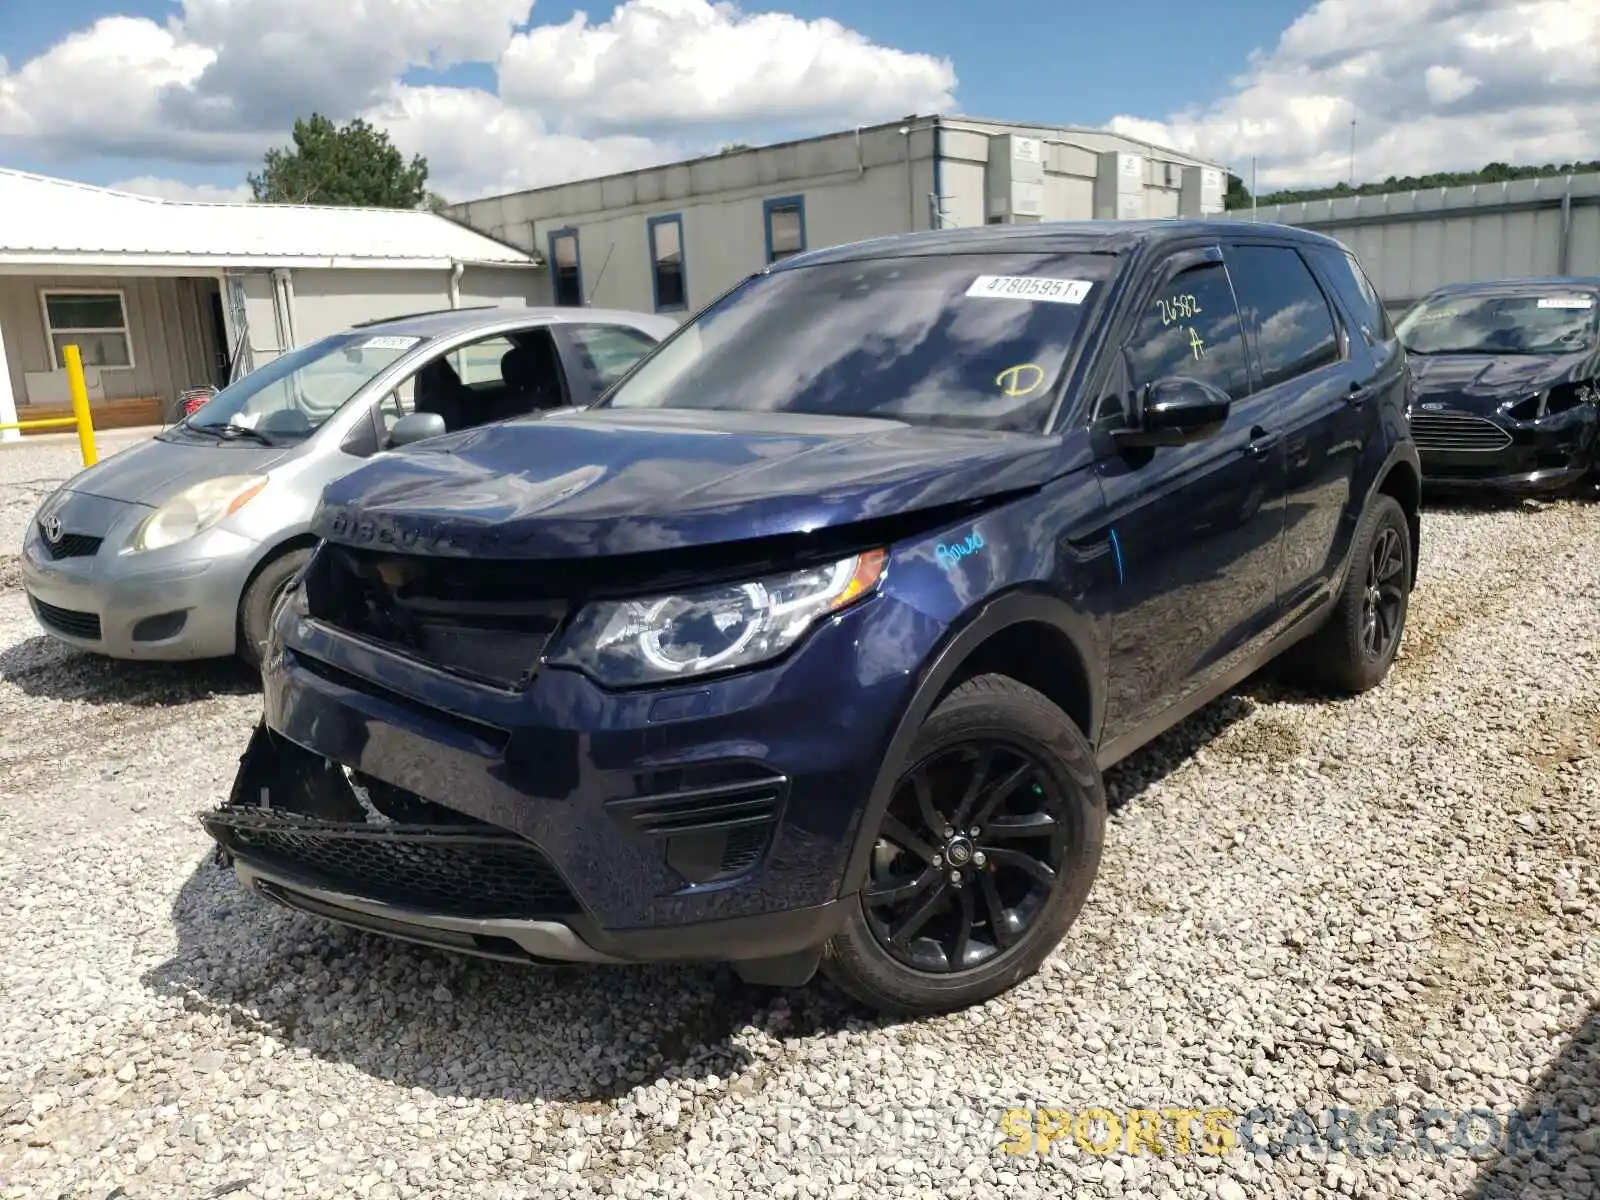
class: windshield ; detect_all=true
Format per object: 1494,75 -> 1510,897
181,331 -> 427,441
600,252 -> 1117,431
1396,291 -> 1598,356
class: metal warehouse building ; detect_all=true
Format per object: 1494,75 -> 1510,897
446,115 -> 1229,318
0,169 -> 540,437
1224,170 -> 1600,314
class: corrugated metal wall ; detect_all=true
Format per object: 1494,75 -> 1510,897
0,274 -> 219,406
1224,172 -> 1600,310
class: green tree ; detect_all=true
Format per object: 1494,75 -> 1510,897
1225,172 -> 1252,209
249,114 -> 429,208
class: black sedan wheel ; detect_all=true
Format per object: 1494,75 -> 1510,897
823,675 -> 1105,1016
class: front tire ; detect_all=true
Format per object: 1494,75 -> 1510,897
1288,493 -> 1412,694
237,547 -> 311,672
822,674 -> 1106,1017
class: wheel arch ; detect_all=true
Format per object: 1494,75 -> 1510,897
234,533 -> 321,648
840,590 -> 1104,893
1375,456 -> 1421,586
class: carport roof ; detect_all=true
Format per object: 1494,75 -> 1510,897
0,169 -> 541,272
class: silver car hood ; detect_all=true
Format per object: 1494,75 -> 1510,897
64,435 -> 293,507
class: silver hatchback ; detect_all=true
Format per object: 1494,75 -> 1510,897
21,305 -> 675,666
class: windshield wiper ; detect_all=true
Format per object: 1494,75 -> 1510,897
185,421 -> 279,446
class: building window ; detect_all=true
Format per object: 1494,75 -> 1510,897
548,229 -> 583,307
41,290 -> 133,369
647,214 -> 687,312
763,195 -> 806,263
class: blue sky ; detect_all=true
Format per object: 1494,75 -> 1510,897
0,1 -> 1593,202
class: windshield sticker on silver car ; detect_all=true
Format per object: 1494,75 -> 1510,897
1537,297 -> 1595,309
360,335 -> 424,350
966,276 -> 1094,304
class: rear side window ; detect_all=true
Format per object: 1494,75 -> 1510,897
1307,245 -> 1393,346
1123,261 -> 1250,401
563,323 -> 659,402
1227,245 -> 1342,388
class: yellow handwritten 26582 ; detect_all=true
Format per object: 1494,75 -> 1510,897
996,363 -> 1046,397
1155,294 -> 1203,326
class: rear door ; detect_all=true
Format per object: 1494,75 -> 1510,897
1223,242 -> 1363,622
553,322 -> 662,406
1095,246 -> 1290,739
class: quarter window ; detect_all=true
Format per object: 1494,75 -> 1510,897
549,230 -> 583,307
648,215 -> 687,312
1123,262 -> 1250,402
42,290 -> 133,369
1226,245 -> 1342,388
764,196 -> 806,263
564,323 -> 659,402
1307,245 -> 1394,347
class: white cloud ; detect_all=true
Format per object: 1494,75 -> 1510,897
0,0 -> 955,200
109,175 -> 253,203
498,0 -> 957,131
1108,0 -> 1600,190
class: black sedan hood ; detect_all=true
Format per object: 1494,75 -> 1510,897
1410,350 -> 1593,415
313,407 -> 1066,559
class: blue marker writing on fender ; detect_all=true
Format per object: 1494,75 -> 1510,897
935,532 -> 986,571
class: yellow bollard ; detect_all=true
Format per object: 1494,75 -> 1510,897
62,343 -> 98,467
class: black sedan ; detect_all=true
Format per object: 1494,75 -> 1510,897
1396,277 -> 1599,495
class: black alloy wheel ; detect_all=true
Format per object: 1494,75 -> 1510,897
820,674 -> 1106,1016
1361,523 -> 1406,661
865,742 -> 1067,974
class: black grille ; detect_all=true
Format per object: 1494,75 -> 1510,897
303,545 -> 566,689
1409,410 -> 1512,452
608,772 -> 786,884
203,804 -> 577,918
30,597 -> 101,640
37,525 -> 102,560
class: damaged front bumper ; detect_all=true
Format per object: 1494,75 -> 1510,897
204,724 -> 844,984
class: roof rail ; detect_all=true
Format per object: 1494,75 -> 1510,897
351,304 -> 500,328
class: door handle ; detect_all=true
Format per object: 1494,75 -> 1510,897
1245,427 -> 1282,459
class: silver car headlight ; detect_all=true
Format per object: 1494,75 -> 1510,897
127,474 -> 268,553
546,549 -> 888,687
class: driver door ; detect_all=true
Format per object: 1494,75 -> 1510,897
1095,247 -> 1290,741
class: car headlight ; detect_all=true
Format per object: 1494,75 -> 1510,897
546,548 -> 888,687
128,474 -> 268,553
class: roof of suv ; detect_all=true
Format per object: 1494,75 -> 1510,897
774,218 -> 1349,271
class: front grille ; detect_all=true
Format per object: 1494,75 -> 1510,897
203,804 -> 577,918
303,545 -> 566,689
30,597 -> 101,640
37,525 -> 102,560
1408,410 -> 1513,452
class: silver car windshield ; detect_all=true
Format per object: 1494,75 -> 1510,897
183,331 -> 426,440
1397,291 -> 1599,356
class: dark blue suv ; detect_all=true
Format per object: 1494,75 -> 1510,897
206,220 -> 1421,1016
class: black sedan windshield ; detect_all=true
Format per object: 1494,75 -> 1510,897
1397,291 -> 1598,356
602,252 -> 1116,431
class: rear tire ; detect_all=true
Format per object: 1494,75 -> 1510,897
1286,493 -> 1411,695
238,547 -> 311,672
821,674 -> 1106,1017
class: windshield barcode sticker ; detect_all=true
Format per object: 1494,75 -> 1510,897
1537,297 -> 1594,309
966,276 -> 1094,304
361,335 -> 423,349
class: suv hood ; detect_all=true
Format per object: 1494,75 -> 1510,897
312,407 -> 1065,559
1410,350 -> 1592,415
63,434 -> 291,507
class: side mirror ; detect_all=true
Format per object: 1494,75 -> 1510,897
1114,377 -> 1231,448
387,411 -> 446,448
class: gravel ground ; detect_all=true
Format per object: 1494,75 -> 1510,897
0,435 -> 1595,1200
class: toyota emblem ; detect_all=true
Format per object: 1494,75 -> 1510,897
42,515 -> 63,544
